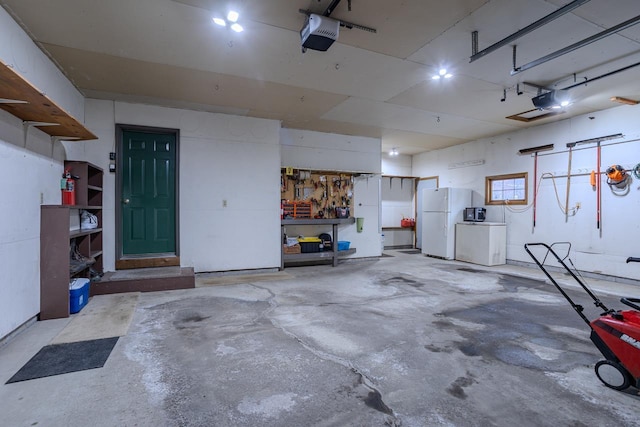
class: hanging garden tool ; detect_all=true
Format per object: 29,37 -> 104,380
564,144 -> 574,223
518,143 -> 554,232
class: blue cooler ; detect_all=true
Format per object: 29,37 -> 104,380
69,278 -> 90,313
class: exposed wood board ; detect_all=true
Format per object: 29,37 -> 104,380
174,0 -> 489,59
409,0 -> 640,87
83,90 -> 251,117
546,0 -> 640,41
322,97 -> 517,139
381,130 -> 466,155
257,113 -> 384,140
13,0 -> 428,102
388,74 -> 535,125
3,0 -> 640,156
310,0 -> 489,59
43,44 -> 349,118
0,60 -> 96,140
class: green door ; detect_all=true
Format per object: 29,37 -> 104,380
121,130 -> 177,255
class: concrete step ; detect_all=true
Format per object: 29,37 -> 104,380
91,266 -> 195,295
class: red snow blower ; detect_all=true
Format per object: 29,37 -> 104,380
525,242 -> 640,391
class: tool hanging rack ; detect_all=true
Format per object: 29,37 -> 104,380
533,133 -> 632,237
281,168 -> 355,219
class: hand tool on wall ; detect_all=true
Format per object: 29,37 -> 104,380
565,144 -> 574,223
517,143 -> 554,232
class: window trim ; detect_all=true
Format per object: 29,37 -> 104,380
485,172 -> 528,205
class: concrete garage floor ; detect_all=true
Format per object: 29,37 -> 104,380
2,250 -> 640,426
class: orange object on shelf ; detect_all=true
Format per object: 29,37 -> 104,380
401,218 -> 415,228
282,201 -> 312,218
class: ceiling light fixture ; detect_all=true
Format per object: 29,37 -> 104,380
432,68 -> 452,80
227,10 -> 239,22
389,148 -> 399,156
213,10 -> 243,32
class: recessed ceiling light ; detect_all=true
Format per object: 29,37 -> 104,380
444,73 -> 453,79
432,75 -> 440,80
213,17 -> 226,26
227,11 -> 239,22
560,100 -> 569,107
230,23 -> 243,32
439,68 -> 447,76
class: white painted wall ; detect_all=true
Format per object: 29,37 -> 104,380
0,8 -> 89,339
382,153 -> 412,176
381,154 -> 415,248
71,100 -> 282,273
413,105 -> 640,281
381,176 -> 415,248
0,111 -> 63,339
280,129 -> 382,257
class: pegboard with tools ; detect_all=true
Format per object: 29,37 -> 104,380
281,168 -> 354,219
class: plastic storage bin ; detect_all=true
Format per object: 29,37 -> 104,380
298,237 -> 322,253
337,241 -> 351,251
69,278 -> 90,314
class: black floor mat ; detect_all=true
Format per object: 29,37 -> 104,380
399,250 -> 422,254
6,337 -> 119,384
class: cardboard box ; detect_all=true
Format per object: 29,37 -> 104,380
69,278 -> 90,313
283,243 -> 301,254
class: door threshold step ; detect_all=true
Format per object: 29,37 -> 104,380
92,267 -> 195,295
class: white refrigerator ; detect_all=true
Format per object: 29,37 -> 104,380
421,188 -> 472,259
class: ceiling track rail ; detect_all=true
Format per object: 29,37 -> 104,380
562,60 -> 640,91
511,14 -> 640,75
298,6 -> 377,33
470,0 -> 590,63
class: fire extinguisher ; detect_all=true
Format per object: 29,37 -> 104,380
61,169 -> 76,205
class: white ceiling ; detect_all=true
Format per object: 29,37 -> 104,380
2,0 -> 640,155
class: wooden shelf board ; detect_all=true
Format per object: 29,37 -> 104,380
70,227 -> 103,238
282,218 -> 355,226
0,60 -> 97,141
63,204 -> 102,210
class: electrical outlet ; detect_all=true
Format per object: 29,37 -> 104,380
576,202 -> 581,209
222,199 -> 228,208
109,152 -> 116,160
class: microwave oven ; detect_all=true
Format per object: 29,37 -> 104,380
464,207 -> 486,222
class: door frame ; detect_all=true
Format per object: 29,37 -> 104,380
115,124 -> 180,269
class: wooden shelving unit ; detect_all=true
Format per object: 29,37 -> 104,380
0,60 -> 96,141
281,218 -> 356,269
40,161 -> 103,320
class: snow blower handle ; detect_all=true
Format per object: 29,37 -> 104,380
626,257 -> 640,263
